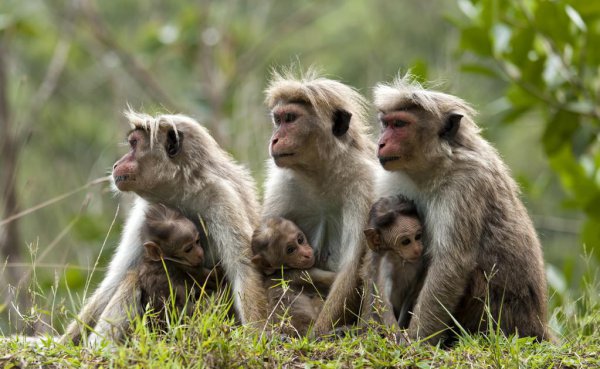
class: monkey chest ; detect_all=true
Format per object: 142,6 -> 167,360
297,214 -> 343,269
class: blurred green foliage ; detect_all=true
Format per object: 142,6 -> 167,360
454,0 -> 600,256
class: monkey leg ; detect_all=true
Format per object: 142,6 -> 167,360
87,272 -> 142,345
453,270 -> 550,342
60,286 -> 115,345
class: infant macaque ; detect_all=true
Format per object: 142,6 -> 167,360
364,195 -> 426,329
251,217 -> 336,336
139,204 -> 220,318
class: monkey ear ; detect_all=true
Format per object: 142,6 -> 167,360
364,228 -> 381,251
143,241 -> 163,261
251,254 -> 268,268
439,113 -> 462,141
332,109 -> 352,137
251,254 -> 274,273
166,129 -> 183,158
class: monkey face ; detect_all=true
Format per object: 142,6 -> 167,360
251,217 -> 315,273
176,236 -> 205,267
170,217 -> 205,267
385,216 -> 423,262
112,126 -> 183,197
376,110 -> 419,171
366,215 -> 423,263
280,230 -> 315,269
143,209 -> 205,268
269,103 -> 321,168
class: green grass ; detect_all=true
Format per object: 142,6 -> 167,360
1,287 -> 599,369
1,249 -> 600,368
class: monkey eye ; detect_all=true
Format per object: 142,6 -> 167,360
184,244 -> 193,253
128,138 -> 138,148
401,238 -> 411,246
393,120 -> 408,128
283,112 -> 296,123
415,233 -> 422,241
297,233 -> 304,244
286,245 -> 296,255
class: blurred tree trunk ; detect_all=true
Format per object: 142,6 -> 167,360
0,34 -> 27,334
0,36 -> 23,285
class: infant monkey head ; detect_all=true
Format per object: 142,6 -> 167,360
141,204 -> 205,268
364,195 -> 423,263
251,217 -> 314,274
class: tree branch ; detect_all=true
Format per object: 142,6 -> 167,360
79,0 -> 186,113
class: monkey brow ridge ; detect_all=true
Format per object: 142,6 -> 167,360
124,109 -> 180,149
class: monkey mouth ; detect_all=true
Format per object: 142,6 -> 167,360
114,174 -> 136,183
378,156 -> 400,165
272,153 -> 295,159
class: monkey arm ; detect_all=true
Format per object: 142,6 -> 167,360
199,266 -> 225,291
285,268 -> 337,290
312,203 -> 369,335
407,197 -> 480,344
407,256 -> 474,344
203,185 -> 268,325
374,257 -> 399,329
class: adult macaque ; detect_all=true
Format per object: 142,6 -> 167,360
62,110 -> 266,344
262,69 -> 380,335
251,217 -> 336,336
373,76 -> 550,343
362,195 -> 426,332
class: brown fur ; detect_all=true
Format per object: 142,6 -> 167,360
138,204 -> 222,323
62,110 -> 266,344
373,76 -> 550,344
262,68 -> 380,335
362,196 -> 426,331
251,217 -> 336,336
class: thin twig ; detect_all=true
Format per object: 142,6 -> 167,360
79,0 -> 185,113
0,176 -> 111,227
3,263 -> 106,271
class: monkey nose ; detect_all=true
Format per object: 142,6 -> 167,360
378,143 -> 385,149
113,163 -> 117,170
271,138 -> 279,146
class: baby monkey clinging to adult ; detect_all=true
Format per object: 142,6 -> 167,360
139,204 -> 221,319
251,217 -> 337,336
363,195 -> 426,331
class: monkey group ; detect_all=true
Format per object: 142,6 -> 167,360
60,69 -> 551,347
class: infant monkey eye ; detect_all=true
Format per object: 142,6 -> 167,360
297,233 -> 304,244
286,245 -> 296,255
415,233 -> 422,241
184,244 -> 193,253
401,238 -> 411,246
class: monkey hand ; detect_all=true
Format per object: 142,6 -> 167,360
393,330 -> 411,346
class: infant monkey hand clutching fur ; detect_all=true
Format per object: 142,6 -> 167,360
363,195 -> 426,331
251,217 -> 337,336
139,204 -> 222,320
